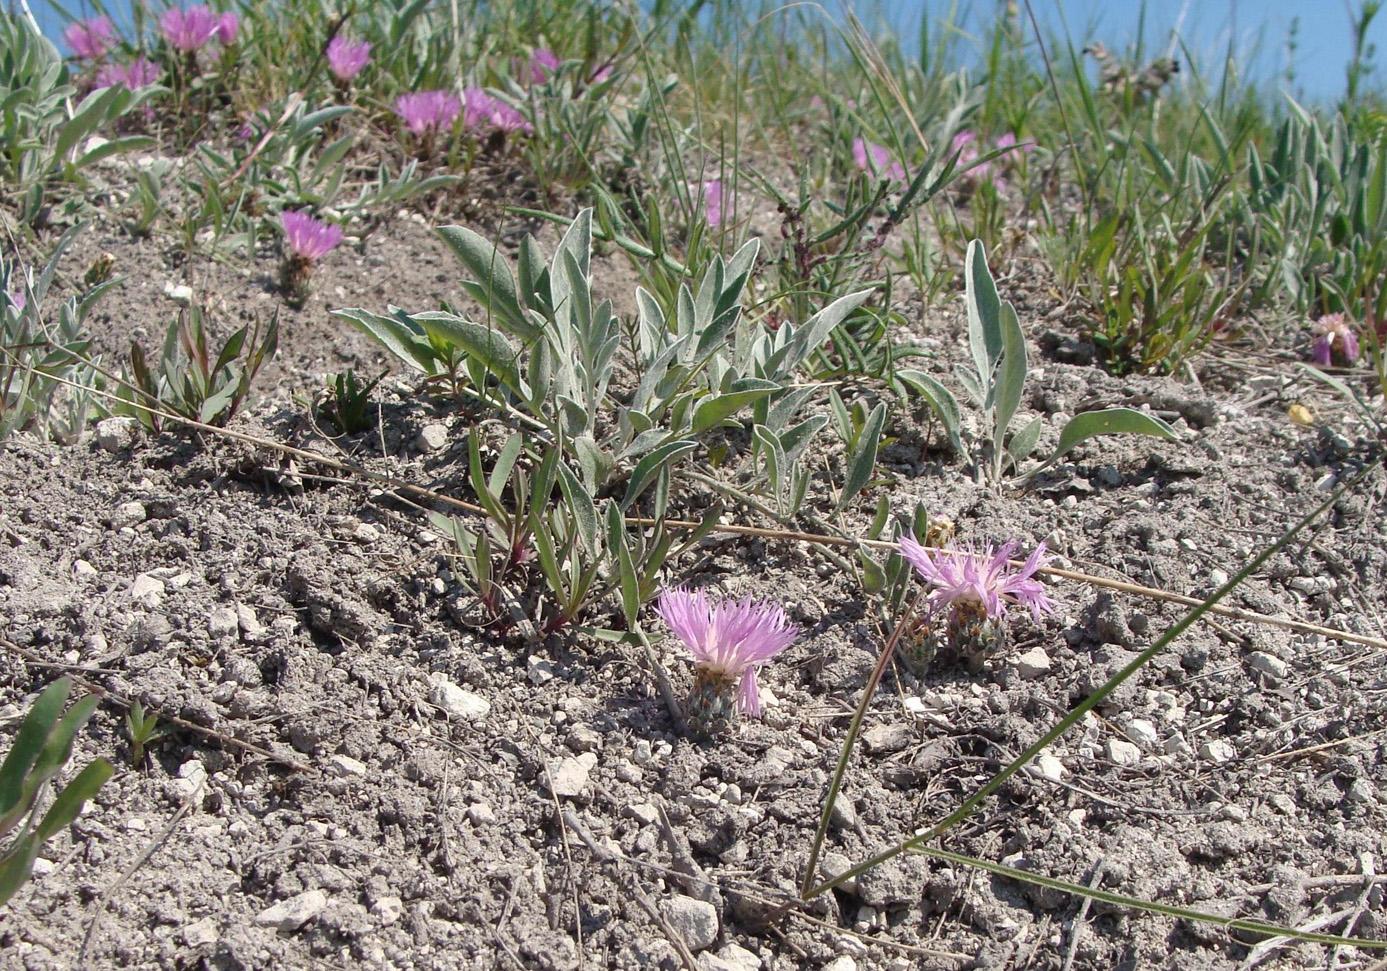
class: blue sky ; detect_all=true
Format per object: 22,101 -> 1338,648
23,0 -> 1387,103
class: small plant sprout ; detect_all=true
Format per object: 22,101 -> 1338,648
852,136 -> 906,182
124,701 -> 168,768
161,6 -> 221,53
899,536 -> 1053,672
63,17 -> 115,61
1311,313 -> 1360,366
326,36 -> 371,84
279,211 -> 343,307
656,588 -> 799,740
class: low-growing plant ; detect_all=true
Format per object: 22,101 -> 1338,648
0,12 -> 158,224
319,368 -> 383,436
1,232 -> 111,443
0,677 -> 113,907
116,305 -> 279,431
123,701 -> 168,769
899,241 -> 1177,484
338,208 -> 878,517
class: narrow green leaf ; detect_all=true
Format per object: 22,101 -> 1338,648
837,402 -> 887,511
622,440 -> 696,511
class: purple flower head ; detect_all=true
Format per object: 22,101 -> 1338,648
851,136 -> 906,181
327,36 -> 371,82
692,179 -> 729,228
161,6 -> 220,53
395,90 -> 461,135
216,12 -> 239,45
64,17 -> 116,60
900,536 -> 1055,623
94,57 -> 161,90
462,88 -> 533,133
656,588 -> 798,718
1311,313 -> 1360,366
530,48 -> 561,83
281,211 -> 343,262
6,286 -> 25,313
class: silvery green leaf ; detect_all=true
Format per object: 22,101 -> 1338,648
555,457 -> 599,554
333,307 -> 439,375
489,433 -> 523,498
558,395 -> 589,436
413,311 -> 524,397
691,385 -> 778,433
752,426 -> 785,507
896,368 -> 963,454
992,300 -> 1028,468
779,414 -> 828,463
725,238 -> 760,294
620,427 -> 670,460
436,226 -> 535,341
635,287 -> 667,361
1007,415 -> 1045,465
1029,407 -> 1179,476
517,235 -> 548,311
828,388 -> 852,443
965,239 -> 1003,388
764,385 -> 817,432
780,290 -> 873,375
632,336 -> 687,415
622,440 -> 696,510
838,401 -> 887,511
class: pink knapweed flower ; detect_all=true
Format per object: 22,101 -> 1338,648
462,88 -> 533,133
852,136 -> 906,181
530,48 -> 561,82
94,57 -> 161,90
281,211 -> 343,261
327,36 -> 371,81
656,588 -> 798,719
1311,313 -> 1360,366
216,12 -> 239,45
692,179 -> 729,228
161,6 -> 220,52
395,90 -> 462,135
64,17 -> 115,60
900,537 -> 1054,623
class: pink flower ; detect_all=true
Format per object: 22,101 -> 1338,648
589,63 -> 613,84
327,36 -> 371,82
161,6 -> 220,53
94,57 -> 161,90
6,286 -> 25,313
851,136 -> 906,181
692,179 -> 729,228
462,88 -> 532,133
216,12 -> 239,45
656,588 -> 798,718
281,211 -> 343,261
530,48 -> 561,83
395,90 -> 462,135
1311,313 -> 1360,366
900,537 -> 1054,623
63,17 -> 115,60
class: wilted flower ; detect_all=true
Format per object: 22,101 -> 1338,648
327,36 -> 371,82
656,587 -> 798,737
279,211 -> 343,307
1311,313 -> 1360,366
94,57 -> 161,90
529,47 -> 561,83
899,536 -> 1053,671
161,6 -> 220,53
852,136 -> 906,181
5,286 -> 25,313
64,17 -> 115,60
216,12 -> 239,45
395,90 -> 462,136
462,88 -> 532,134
